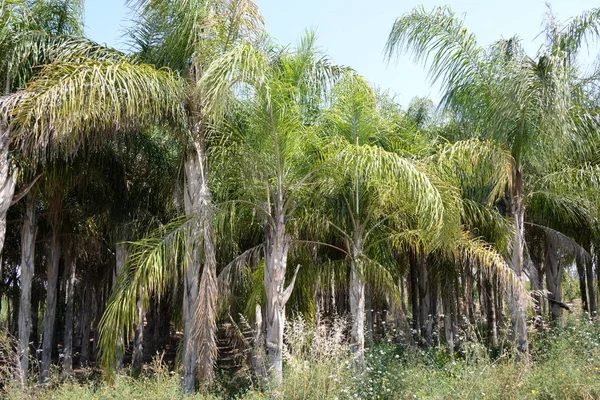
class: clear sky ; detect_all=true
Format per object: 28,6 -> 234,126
84,0 -> 600,107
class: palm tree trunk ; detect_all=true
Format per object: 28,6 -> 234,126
17,192 -> 37,385
544,233 -> 563,322
264,215 -> 287,384
508,169 -> 528,354
484,277 -> 498,347
462,261 -> 476,326
0,124 -> 17,284
400,276 -> 407,315
79,285 -> 93,366
114,242 -> 128,370
530,247 -> 545,328
195,214 -> 217,385
390,273 -> 413,345
145,297 -> 157,356
576,251 -> 588,313
40,227 -> 61,383
30,282 -> 40,353
251,304 -> 266,383
585,251 -> 597,317
409,253 -> 419,342
181,139 -> 218,391
429,272 -> 438,347
92,281 -> 108,361
181,266 -> 199,392
264,198 -> 299,384
11,273 -> 19,335
365,284 -> 373,345
349,258 -> 365,367
479,271 -> 488,322
61,252 -> 76,378
442,284 -> 457,353
114,243 -> 128,286
418,256 -> 432,348
132,297 -> 144,376
596,248 -> 600,316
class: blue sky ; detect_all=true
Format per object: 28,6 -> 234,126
84,0 -> 600,107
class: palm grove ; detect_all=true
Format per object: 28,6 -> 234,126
0,0 -> 599,394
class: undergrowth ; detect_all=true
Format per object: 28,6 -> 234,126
3,313 -> 600,399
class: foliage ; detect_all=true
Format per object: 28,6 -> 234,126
3,315 -> 600,399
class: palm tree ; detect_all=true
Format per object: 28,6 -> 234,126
1,56 -> 185,382
386,5 -> 600,354
0,0 -> 110,382
68,0 -> 266,390
0,0 -> 123,264
212,33 -> 346,383
316,74 -> 447,366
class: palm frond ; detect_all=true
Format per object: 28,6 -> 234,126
329,139 -> 445,234
385,5 -> 490,113
217,243 -> 264,304
196,41 -> 266,119
98,215 -> 192,377
452,233 -> 525,299
1,59 -> 186,160
436,138 -> 512,205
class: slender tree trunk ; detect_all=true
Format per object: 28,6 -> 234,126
40,227 -> 61,382
484,277 -> 498,347
585,251 -> 597,317
545,233 -> 563,322
132,297 -> 144,376
596,248 -> 600,316
146,295 -> 170,355
92,280 -> 107,361
145,297 -> 157,356
429,271 -> 438,347
61,252 -> 75,378
114,242 -> 128,370
181,235 -> 199,392
442,284 -> 457,353
195,205 -> 217,385
418,256 -> 432,348
452,280 -> 461,348
507,169 -> 528,354
409,253 -> 420,342
54,273 -> 64,358
74,287 -> 82,350
181,139 -> 218,391
0,124 -> 16,271
575,253 -> 588,313
17,193 -> 37,385
30,282 -> 40,351
462,261 -> 476,326
348,223 -> 366,370
479,271 -> 488,322
347,134 -> 366,368
79,285 -> 93,366
264,200 -> 298,385
391,285 -> 414,346
493,275 -> 502,330
250,304 -> 266,384
530,248 -> 545,329
365,283 -> 373,345
349,259 -> 365,367
400,276 -> 407,315
11,283 -> 19,335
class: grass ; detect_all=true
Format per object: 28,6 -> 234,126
3,313 -> 600,399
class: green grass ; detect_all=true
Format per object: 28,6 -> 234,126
4,314 -> 600,400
